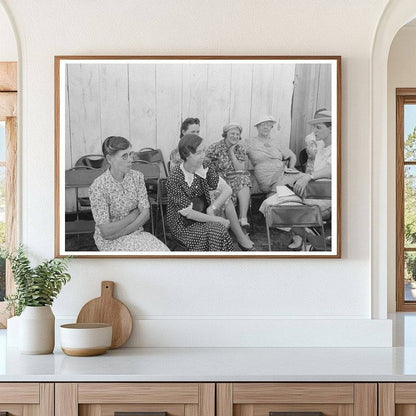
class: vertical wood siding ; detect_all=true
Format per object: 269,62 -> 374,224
65,62 -> 331,171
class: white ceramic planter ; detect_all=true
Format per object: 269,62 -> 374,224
19,305 -> 55,354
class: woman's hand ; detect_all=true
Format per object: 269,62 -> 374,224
293,173 -> 312,197
215,217 -> 230,229
206,205 -> 216,216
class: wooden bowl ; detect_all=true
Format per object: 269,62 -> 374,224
60,323 -> 112,356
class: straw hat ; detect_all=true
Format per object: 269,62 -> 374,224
254,115 -> 277,127
307,108 -> 332,124
223,122 -> 242,134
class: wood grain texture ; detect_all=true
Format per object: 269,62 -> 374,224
233,383 -> 354,404
0,62 -> 17,91
79,404 -> 101,416
353,384 -> 377,416
0,383 -> 39,403
0,116 -> 17,327
397,93 -> 406,311
185,403 -> 198,416
99,403 -> 185,416
0,92 -> 16,120
252,403 -> 339,416
0,405 -> 23,416
199,384 -> 215,416
76,281 -> 133,349
39,383 -> 54,416
77,383 -> 199,404
337,404 -> 353,416
395,383 -> 416,403
217,384 -> 233,416
379,383 -> 395,416
55,383 -> 78,416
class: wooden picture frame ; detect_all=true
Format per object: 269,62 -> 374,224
55,56 -> 341,258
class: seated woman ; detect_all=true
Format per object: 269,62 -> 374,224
205,122 -> 252,230
89,136 -> 170,252
291,108 -> 332,249
245,115 -> 306,193
170,118 -> 254,250
167,134 -> 234,252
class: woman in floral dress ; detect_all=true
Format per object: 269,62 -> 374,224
205,122 -> 251,230
89,136 -> 169,252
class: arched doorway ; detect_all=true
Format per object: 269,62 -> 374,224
0,0 -> 18,327
371,0 -> 416,319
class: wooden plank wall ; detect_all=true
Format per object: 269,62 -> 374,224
290,64 -> 332,158
65,62 -> 331,170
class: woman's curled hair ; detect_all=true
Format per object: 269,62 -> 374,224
102,136 -> 131,157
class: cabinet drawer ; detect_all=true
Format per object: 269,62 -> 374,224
56,383 -> 215,416
217,383 -> 376,416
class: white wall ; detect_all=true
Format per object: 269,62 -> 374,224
0,4 -> 16,61
0,0 -> 393,346
387,25 -> 416,312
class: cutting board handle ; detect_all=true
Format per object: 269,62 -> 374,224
101,281 -> 115,298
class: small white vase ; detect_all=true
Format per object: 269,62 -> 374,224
19,305 -> 55,354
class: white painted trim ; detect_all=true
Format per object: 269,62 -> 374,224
371,0 -> 416,319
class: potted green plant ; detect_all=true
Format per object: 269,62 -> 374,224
1,245 -> 71,354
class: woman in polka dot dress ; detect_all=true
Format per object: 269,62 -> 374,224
166,134 -> 234,252
89,136 -> 170,252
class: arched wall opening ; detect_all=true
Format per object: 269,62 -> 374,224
371,0 -> 416,319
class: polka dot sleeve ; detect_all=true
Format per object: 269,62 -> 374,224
89,180 -> 110,226
167,173 -> 193,211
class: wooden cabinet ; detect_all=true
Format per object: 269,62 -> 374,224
0,383 -> 53,415
217,383 -> 377,416
55,383 -> 215,416
379,383 -> 416,416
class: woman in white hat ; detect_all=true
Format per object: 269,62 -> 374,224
205,122 -> 252,231
245,115 -> 303,193
290,108 -> 332,249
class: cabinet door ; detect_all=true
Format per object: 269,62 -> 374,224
217,383 -> 377,416
55,383 -> 215,416
379,383 -> 416,416
0,383 -> 54,416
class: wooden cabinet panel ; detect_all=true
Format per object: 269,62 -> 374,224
218,383 -> 376,416
56,383 -> 214,416
0,383 -> 53,416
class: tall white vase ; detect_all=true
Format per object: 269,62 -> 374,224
19,306 -> 55,354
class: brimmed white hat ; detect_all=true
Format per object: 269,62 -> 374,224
307,108 -> 331,124
254,115 -> 277,127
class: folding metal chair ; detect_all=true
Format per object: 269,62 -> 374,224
264,202 -> 326,251
131,160 -> 160,235
65,166 -> 105,239
75,154 -> 109,170
134,147 -> 168,177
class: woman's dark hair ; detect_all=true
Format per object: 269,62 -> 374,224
180,117 -> 200,138
102,136 -> 131,157
178,134 -> 203,161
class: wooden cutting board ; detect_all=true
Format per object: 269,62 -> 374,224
76,281 -> 133,349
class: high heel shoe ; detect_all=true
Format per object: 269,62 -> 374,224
238,242 -> 255,251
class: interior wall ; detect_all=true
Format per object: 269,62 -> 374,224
387,25 -> 416,312
0,0 -> 393,346
0,4 -> 17,61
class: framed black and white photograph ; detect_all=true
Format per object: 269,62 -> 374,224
55,56 -> 341,258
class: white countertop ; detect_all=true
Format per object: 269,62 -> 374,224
2,328 -> 416,382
